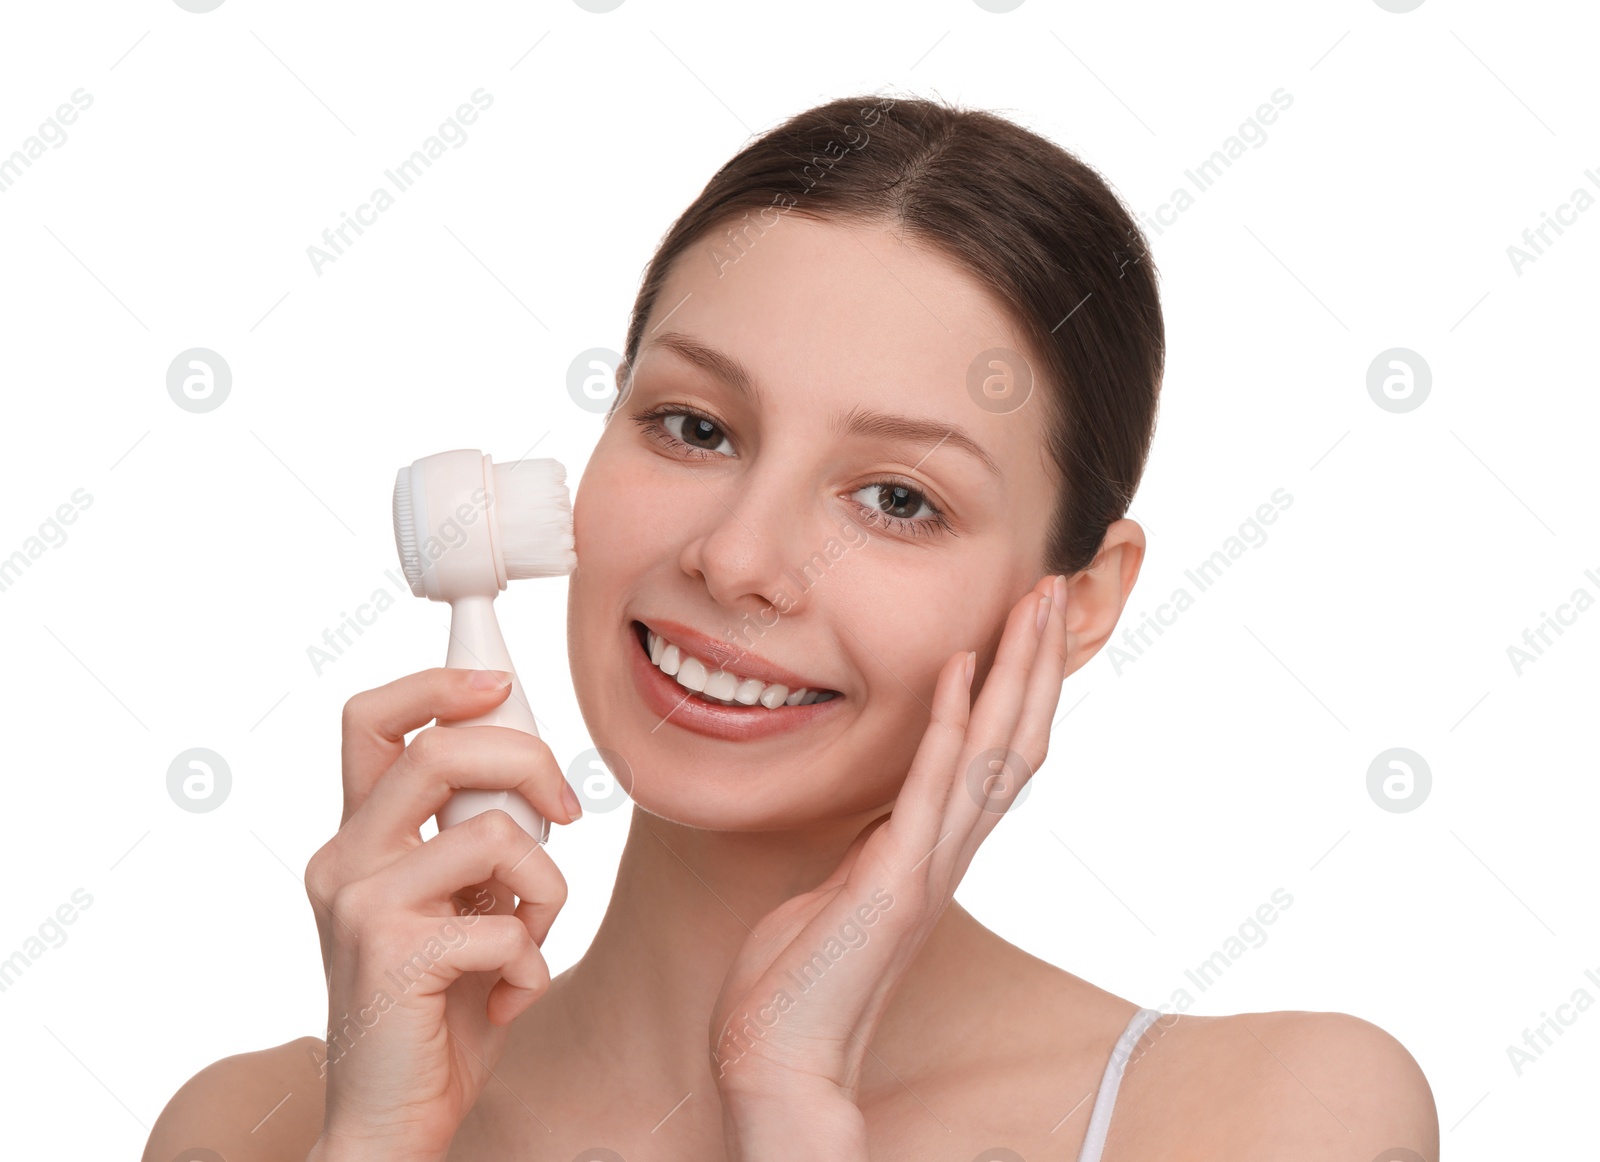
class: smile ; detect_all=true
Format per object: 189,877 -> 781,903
628,619 -> 845,741
636,620 -> 838,707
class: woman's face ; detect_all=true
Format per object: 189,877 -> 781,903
566,215 -> 1059,831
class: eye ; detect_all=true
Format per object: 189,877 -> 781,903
629,405 -> 952,539
848,480 -> 949,538
633,406 -> 735,459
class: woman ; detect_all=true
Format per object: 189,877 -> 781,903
145,93 -> 1438,1161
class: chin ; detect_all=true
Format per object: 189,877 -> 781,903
623,775 -> 898,835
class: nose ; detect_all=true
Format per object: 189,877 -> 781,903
676,462 -> 817,617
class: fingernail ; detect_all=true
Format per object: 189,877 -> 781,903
561,780 -> 583,820
964,650 -> 976,687
470,669 -> 514,689
1053,573 -> 1067,606
1035,593 -> 1052,632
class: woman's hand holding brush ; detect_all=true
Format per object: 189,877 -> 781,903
304,666 -> 582,1162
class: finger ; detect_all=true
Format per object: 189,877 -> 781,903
361,809 -> 568,932
1009,573 -> 1070,776
881,649 -> 974,871
340,723 -> 576,869
812,811 -> 893,895
941,581 -> 1054,843
451,875 -> 536,956
382,913 -> 551,1004
954,577 -> 1071,875
340,668 -> 515,821
389,910 -> 553,1027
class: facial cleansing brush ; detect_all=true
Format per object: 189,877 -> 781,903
391,448 -> 576,845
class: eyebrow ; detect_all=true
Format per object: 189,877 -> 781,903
638,331 -> 1003,479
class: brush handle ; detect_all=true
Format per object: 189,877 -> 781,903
435,593 -> 550,846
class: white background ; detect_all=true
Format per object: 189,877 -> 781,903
0,0 -> 1594,1156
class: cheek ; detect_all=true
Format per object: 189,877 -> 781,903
830,575 -> 962,734
572,450 -> 666,583
566,446 -> 687,676
566,463 -> 630,665
828,562 -> 972,681
576,443 -> 687,551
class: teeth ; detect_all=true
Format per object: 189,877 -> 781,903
703,668 -> 739,700
675,655 -> 708,693
644,627 -> 832,711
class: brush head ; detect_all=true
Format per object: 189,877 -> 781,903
491,458 -> 578,580
392,467 -> 424,593
393,449 -> 576,600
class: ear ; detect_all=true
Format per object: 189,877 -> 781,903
1058,518 -> 1146,680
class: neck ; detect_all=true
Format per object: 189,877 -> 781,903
527,805 -> 997,1095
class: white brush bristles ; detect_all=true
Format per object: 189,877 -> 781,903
392,464 -> 425,595
491,457 -> 577,580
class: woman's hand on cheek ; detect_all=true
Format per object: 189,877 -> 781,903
710,574 -> 1070,1156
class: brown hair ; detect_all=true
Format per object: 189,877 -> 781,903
614,91 -> 1164,577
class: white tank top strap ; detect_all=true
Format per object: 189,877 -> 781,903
1074,1006 -> 1164,1162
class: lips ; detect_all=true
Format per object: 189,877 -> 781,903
626,616 -> 845,741
631,618 -> 840,696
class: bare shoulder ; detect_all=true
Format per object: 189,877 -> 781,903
1106,1009 -> 1439,1162
142,1035 -> 327,1162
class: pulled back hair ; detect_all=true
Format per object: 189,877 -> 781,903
615,91 -> 1164,577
